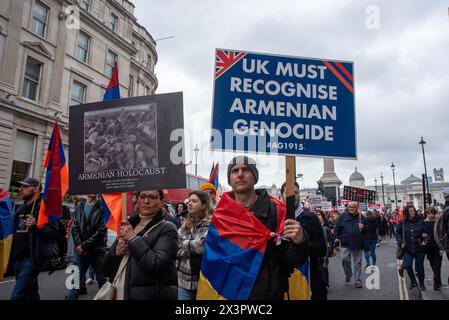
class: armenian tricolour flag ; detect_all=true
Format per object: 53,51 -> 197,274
103,62 -> 120,101
100,193 -> 123,234
100,61 -> 124,233
37,121 -> 68,228
286,260 -> 311,300
0,190 -> 13,281
196,192 -> 310,300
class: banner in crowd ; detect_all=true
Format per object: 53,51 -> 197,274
307,195 -> 323,210
342,185 -> 376,204
211,49 -> 356,159
319,201 -> 333,212
69,93 -> 186,195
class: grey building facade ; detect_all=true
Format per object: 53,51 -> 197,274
0,0 -> 158,190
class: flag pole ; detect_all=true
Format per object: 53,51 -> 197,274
121,192 -> 127,221
28,158 -> 47,226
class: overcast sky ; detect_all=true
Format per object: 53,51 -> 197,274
132,0 -> 449,190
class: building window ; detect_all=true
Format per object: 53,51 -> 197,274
76,31 -> 90,63
79,0 -> 91,11
105,50 -> 117,77
128,75 -> 134,97
147,54 -> 151,69
109,13 -> 118,32
70,81 -> 86,105
10,131 -> 37,187
31,1 -> 48,38
22,57 -> 42,101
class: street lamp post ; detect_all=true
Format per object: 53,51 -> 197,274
391,163 -> 398,210
419,137 -> 431,206
194,144 -> 199,176
374,178 -> 378,203
380,172 -> 386,207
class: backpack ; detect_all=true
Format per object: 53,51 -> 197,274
47,219 -> 68,272
434,207 -> 449,251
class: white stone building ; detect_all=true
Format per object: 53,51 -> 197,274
348,167 -> 365,188
363,169 -> 448,209
0,0 -> 158,189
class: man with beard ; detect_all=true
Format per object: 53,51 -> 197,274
10,178 -> 58,300
281,181 -> 327,300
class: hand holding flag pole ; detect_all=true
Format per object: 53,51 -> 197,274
282,156 -> 305,244
27,162 -> 46,230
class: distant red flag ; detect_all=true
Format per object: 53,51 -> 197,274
37,121 -> 68,228
208,162 -> 219,189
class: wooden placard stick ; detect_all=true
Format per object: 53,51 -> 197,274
285,156 -> 296,220
121,192 -> 127,221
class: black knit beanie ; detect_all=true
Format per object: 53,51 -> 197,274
227,155 -> 259,184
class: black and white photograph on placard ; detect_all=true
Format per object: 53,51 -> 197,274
69,93 -> 186,195
83,103 -> 158,173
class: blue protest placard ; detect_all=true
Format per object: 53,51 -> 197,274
210,49 -> 357,159
360,202 -> 368,212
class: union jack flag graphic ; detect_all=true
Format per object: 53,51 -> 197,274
215,49 -> 246,79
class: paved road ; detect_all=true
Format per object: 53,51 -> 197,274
327,237 -> 401,300
0,268 -> 97,300
1,237 -> 448,300
328,237 -> 449,300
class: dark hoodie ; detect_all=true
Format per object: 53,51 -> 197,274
396,215 -> 425,254
11,196 -> 59,269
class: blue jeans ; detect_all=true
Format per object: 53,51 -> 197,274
178,287 -> 196,300
66,252 -> 106,300
88,265 -> 95,280
10,258 -> 40,300
403,251 -> 425,284
364,240 -> 377,265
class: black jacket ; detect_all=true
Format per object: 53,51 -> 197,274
102,212 -> 178,300
71,198 -> 107,254
363,216 -> 380,241
296,209 -> 327,265
11,197 -> 59,270
296,209 -> 327,300
396,216 -> 425,254
378,217 -> 389,236
335,211 -> 367,250
422,220 -> 438,252
230,189 -> 309,300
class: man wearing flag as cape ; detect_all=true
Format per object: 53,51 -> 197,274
197,155 -> 309,300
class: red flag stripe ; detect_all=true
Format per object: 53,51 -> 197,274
334,62 -> 353,82
322,61 -> 354,94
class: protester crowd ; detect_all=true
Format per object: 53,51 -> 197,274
4,158 -> 449,300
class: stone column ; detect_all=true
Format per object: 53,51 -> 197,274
318,158 -> 342,206
50,7 -> 68,104
48,3 -> 69,115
